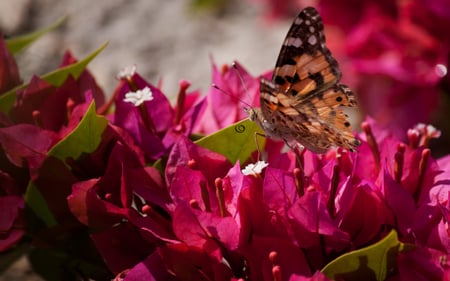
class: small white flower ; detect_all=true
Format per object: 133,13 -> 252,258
414,123 -> 441,139
407,128 -> 420,138
123,87 -> 153,106
242,161 -> 269,176
425,124 -> 441,139
415,123 -> 426,132
117,65 -> 137,80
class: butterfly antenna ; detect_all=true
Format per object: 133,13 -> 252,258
211,83 -> 253,111
231,62 -> 249,92
254,132 -> 269,162
231,62 -> 255,110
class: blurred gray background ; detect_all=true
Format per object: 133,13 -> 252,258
1,0 -> 290,99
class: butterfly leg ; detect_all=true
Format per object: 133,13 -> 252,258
254,132 -> 268,162
284,140 -> 305,171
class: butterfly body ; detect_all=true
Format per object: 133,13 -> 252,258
251,7 -> 361,153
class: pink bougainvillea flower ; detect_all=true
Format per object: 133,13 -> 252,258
318,0 -> 397,33
345,7 -> 446,134
0,36 -> 21,94
9,51 -> 105,132
0,124 -> 57,172
113,72 -> 206,161
67,142 -> 177,274
165,135 -> 232,194
324,1 -> 447,135
112,74 -> 172,160
157,243 -> 235,281
161,79 -> 207,150
0,172 -> 25,252
409,0 -> 450,47
357,119 -> 450,257
195,61 -> 260,134
0,195 -> 25,252
59,51 -> 105,107
396,246 -> 450,280
172,201 -> 240,257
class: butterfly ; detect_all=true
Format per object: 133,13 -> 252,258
248,7 -> 361,153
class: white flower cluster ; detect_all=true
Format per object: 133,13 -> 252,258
123,87 -> 154,107
241,161 -> 269,176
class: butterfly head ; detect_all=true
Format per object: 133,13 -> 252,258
245,107 -> 261,123
246,106 -> 279,139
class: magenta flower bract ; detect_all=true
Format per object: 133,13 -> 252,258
195,62 -> 260,135
0,172 -> 24,252
112,73 -> 206,161
0,36 -> 20,94
1,16 -> 450,280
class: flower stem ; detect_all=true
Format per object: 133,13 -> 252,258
414,149 -> 430,204
272,265 -> 282,281
138,104 -> 157,134
362,122 -> 380,174
408,129 -> 420,148
66,98 -> 75,121
215,178 -> 227,217
327,164 -> 340,218
189,199 -> 201,210
293,168 -> 304,197
200,180 -> 211,212
175,80 -> 190,125
32,110 -> 42,128
142,204 -> 172,231
394,143 -> 405,183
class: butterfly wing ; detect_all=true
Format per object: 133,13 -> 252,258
260,79 -> 360,153
290,84 -> 361,152
271,7 -> 341,98
258,7 -> 361,153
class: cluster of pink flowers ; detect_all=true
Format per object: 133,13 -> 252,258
254,0 -> 449,138
1,30 -> 450,280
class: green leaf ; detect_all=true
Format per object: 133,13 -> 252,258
29,240 -> 111,281
5,16 -> 67,55
0,42 -> 108,114
321,230 -> 412,281
40,41 -> 108,86
48,101 -> 108,162
0,92 -> 16,115
195,119 -> 265,164
24,101 -> 107,228
25,181 -> 58,227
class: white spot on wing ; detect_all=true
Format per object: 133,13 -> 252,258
284,37 -> 303,48
261,92 -> 278,103
305,20 -> 311,25
308,35 -> 317,45
294,17 -> 303,25
309,26 -> 315,33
